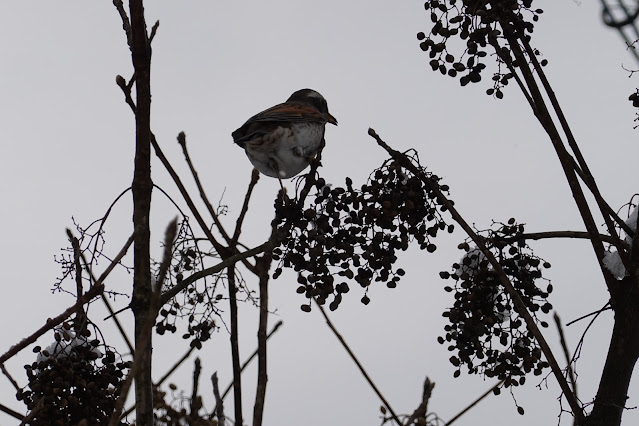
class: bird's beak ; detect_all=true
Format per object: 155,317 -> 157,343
326,113 -> 338,126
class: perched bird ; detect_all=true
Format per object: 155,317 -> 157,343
232,89 -> 338,179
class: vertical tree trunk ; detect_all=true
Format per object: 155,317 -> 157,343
586,277 -> 639,426
253,254 -> 271,426
128,1 -> 154,425
227,267 -> 243,426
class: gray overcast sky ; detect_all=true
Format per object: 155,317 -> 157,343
1,1 -> 639,425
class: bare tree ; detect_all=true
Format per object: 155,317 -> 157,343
1,2 -> 638,426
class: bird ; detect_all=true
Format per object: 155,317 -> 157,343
232,89 -> 338,180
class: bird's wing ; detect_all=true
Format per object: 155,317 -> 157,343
248,102 -> 326,123
232,102 -> 326,144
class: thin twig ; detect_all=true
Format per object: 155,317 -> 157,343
314,300 -> 402,426
565,302 -> 612,327
0,232 -> 134,365
369,128 -> 585,423
160,241 -> 273,306
108,240 -> 272,323
87,186 -> 132,269
445,380 -> 504,426
554,312 -> 579,426
234,168 -> 260,243
148,20 -> 159,43
70,237 -> 136,355
112,0 -> 132,49
150,134 -> 226,252
101,294 -> 135,355
116,75 -> 136,112
177,132 -> 233,246
158,346 -> 196,386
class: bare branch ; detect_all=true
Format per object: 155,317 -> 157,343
68,233 -> 87,333
112,0 -> 132,49
315,300 -> 402,426
160,240 -> 273,306
148,20 -> 159,43
0,363 -> 20,392
116,75 -> 136,112
212,372 -> 225,426
0,232 -> 134,365
190,358 -> 202,417
234,168 -> 261,243
177,131 -> 233,246
253,252 -> 272,426
227,267 -> 243,426
217,320 -> 283,404
101,294 -> 135,355
106,240 -> 274,320
149,133 -> 258,273
159,346 -> 196,387
0,401 -> 24,422
499,230 -> 626,247
521,36 -> 631,270
109,220 -> 177,426
554,312 -> 579,422
565,302 -> 612,327
500,26 -> 616,292
446,380 -> 504,426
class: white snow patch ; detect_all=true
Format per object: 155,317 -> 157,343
456,247 -> 486,277
602,204 -> 637,279
36,327 -> 101,364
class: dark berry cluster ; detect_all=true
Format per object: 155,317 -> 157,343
272,151 -> 454,311
629,90 -> 639,126
156,302 -> 218,350
19,325 -> 130,425
417,0 -> 545,96
439,218 -> 552,388
155,219 -> 221,350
